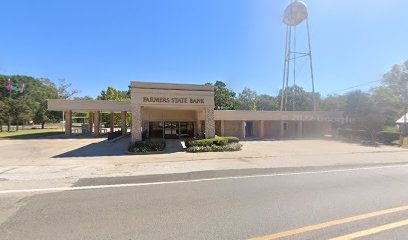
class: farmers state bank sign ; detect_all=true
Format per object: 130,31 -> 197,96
143,96 -> 205,104
131,81 -> 215,108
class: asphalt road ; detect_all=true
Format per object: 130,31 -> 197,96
2,164 -> 408,240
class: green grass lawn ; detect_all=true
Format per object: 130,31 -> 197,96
0,129 -> 64,139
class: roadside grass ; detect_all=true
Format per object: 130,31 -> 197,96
403,137 -> 408,148
391,137 -> 408,148
0,129 -> 64,139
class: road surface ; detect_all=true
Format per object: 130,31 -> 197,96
2,164 -> 408,239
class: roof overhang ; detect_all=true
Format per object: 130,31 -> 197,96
214,110 -> 344,121
47,99 -> 131,113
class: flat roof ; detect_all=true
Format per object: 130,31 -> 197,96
47,99 -> 131,113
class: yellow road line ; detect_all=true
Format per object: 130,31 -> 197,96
249,205 -> 408,240
329,219 -> 408,240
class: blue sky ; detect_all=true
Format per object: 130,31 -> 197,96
1,0 -> 408,98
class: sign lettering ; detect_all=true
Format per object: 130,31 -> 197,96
143,96 -> 205,104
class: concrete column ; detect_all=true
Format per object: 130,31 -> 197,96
110,112 -> 115,133
241,121 -> 246,139
280,121 -> 285,138
205,107 -> 215,139
131,106 -> 142,143
93,111 -> 100,136
88,112 -> 94,134
298,121 -> 303,138
220,120 -> 225,137
120,111 -> 127,135
259,120 -> 264,138
64,110 -> 72,135
195,110 -> 202,138
196,121 -> 202,138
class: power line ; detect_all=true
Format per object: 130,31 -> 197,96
326,79 -> 383,95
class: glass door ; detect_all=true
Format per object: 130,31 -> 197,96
164,121 -> 179,139
179,122 -> 194,138
149,121 -> 164,139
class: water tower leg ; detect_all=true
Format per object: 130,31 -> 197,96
306,17 -> 316,111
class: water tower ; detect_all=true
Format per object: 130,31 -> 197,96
280,0 -> 316,111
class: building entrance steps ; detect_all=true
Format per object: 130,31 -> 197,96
163,139 -> 185,153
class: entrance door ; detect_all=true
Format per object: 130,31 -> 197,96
179,122 -> 194,138
164,121 -> 179,139
245,121 -> 253,138
149,121 -> 164,138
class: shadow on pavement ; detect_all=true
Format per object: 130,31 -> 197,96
52,137 -> 186,158
52,136 -> 130,158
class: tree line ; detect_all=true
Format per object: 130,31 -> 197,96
1,60 -> 407,136
0,75 -> 77,131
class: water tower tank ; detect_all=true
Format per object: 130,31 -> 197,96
283,0 -> 308,26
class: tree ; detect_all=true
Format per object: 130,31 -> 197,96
235,88 -> 257,110
97,86 -> 130,101
344,91 -> 384,144
378,61 -> 408,130
382,61 -> 408,99
256,94 -> 279,111
370,86 -> 401,127
0,75 -> 76,131
320,94 -> 346,112
206,81 -> 237,110
0,100 -> 6,131
96,87 -> 131,127
2,98 -> 31,131
56,79 -> 79,99
278,86 -> 318,111
74,96 -> 94,100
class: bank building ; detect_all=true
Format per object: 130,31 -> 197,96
47,81 -> 343,143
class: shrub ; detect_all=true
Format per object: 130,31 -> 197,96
185,136 -> 239,148
338,129 -> 369,140
186,143 -> 242,153
128,140 -> 166,153
339,129 -> 401,145
404,137 -> 408,147
376,131 -> 400,145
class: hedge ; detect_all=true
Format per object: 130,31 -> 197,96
376,131 -> 400,145
184,136 -> 239,148
187,143 -> 243,153
128,140 -> 166,153
338,129 -> 401,145
337,129 -> 369,140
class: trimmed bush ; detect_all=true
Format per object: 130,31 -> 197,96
185,136 -> 241,152
187,143 -> 242,153
128,140 -> 166,153
338,129 -> 369,140
376,131 -> 400,145
185,136 -> 239,148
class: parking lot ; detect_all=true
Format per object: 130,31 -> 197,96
0,135 -> 407,182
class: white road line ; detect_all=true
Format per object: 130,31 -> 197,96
1,163 -> 408,195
